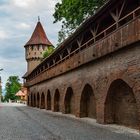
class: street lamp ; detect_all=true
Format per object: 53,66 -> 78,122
0,68 -> 3,103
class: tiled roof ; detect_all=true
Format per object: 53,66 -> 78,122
16,90 -> 26,96
25,21 -> 52,46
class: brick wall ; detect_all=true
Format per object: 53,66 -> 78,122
28,42 -> 140,129
25,18 -> 140,87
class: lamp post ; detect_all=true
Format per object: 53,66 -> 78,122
0,68 -> 3,103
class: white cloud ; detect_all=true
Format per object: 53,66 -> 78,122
16,23 -> 31,30
0,30 -> 7,40
0,0 -> 62,87
11,0 -> 56,11
12,0 -> 35,8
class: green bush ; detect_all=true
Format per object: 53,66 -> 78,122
42,46 -> 55,59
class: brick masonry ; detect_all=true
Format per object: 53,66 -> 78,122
28,42 -> 140,129
25,2 -> 140,130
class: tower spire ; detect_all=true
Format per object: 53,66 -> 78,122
38,16 -> 40,22
24,20 -> 52,46
24,18 -> 53,74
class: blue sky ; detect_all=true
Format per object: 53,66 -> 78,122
0,0 -> 61,92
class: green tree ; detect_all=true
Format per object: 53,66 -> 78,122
42,46 -> 55,59
4,76 -> 21,102
53,0 -> 106,43
1,96 -> 5,102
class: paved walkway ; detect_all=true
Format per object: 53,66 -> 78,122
0,103 -> 139,140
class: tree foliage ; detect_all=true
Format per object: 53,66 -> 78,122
4,76 -> 21,102
53,0 -> 106,43
42,46 -> 55,59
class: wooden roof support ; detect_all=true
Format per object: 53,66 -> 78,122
90,23 -> 99,42
59,54 -> 63,60
53,59 -> 55,64
77,35 -> 84,47
67,47 -> 71,55
47,63 -> 49,68
110,0 -> 126,27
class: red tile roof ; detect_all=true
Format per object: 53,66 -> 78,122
25,21 -> 52,46
16,90 -> 26,96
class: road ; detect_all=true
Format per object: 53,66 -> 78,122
0,103 -> 139,140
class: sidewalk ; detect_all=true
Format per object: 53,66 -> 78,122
37,108 -> 140,136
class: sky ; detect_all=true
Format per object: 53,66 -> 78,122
0,0 -> 61,92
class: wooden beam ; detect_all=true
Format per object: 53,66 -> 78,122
110,0 -> 125,21
68,44 -> 72,53
90,28 -> 96,37
53,59 -> 55,64
90,24 -> 99,36
110,11 -> 118,21
59,54 -> 62,59
118,0 -> 125,19
67,48 -> 71,54
77,35 -> 84,47
77,40 -> 81,47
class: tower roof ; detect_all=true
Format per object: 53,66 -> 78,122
25,21 -> 52,47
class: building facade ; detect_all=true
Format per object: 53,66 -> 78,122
23,0 -> 140,130
16,86 -> 27,104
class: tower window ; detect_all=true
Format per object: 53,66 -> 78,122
37,45 -> 40,50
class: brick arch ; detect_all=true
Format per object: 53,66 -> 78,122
33,93 -> 36,107
36,92 -> 40,108
31,93 -> 34,107
64,87 -> 74,114
47,90 -> 51,110
54,89 -> 60,112
29,93 -> 32,106
27,95 -> 30,106
104,79 -> 139,129
40,92 -> 45,109
80,84 -> 96,118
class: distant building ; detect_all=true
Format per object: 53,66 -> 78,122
16,86 -> 27,104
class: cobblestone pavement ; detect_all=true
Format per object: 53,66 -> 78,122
0,103 -> 140,140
